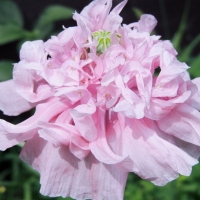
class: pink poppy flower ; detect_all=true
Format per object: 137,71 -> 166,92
1,0 -> 200,199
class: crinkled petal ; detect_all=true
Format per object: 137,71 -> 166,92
157,104 -> 200,146
124,118 -> 198,186
156,51 -> 189,85
134,14 -> 157,33
190,78 -> 200,110
70,99 -> 97,141
71,108 -> 97,141
90,108 -> 126,164
0,80 -> 34,116
38,122 -> 70,146
38,121 -> 90,160
20,134 -> 128,200
0,98 -> 67,150
20,40 -> 45,63
78,0 -> 112,31
145,98 -> 175,120
13,61 -> 53,102
69,142 -> 90,160
111,0 -> 128,14
106,112 -> 129,158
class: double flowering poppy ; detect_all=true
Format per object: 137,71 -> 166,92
0,0 -> 200,199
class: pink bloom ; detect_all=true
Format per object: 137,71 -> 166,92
1,0 -> 200,199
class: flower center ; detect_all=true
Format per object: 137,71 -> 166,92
93,30 -> 111,54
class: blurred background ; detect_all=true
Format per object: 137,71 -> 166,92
0,0 -> 200,199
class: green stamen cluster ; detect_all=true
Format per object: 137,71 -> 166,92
93,30 -> 111,54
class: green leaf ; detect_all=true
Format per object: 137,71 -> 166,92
37,24 -> 54,39
178,34 -> 200,62
159,0 -> 170,38
0,60 -> 13,81
35,5 -> 74,29
188,55 -> 200,78
0,24 -> 25,45
132,7 -> 143,19
0,0 -> 23,27
172,0 -> 190,51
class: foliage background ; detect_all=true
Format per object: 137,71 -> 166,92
0,0 -> 200,199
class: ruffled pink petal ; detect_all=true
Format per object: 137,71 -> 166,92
152,78 -> 179,98
101,69 -> 115,86
106,111 -> 126,156
42,68 -> 66,87
118,27 -> 134,57
0,80 -> 34,116
69,142 -> 90,160
57,27 -> 77,46
190,78 -> 200,110
124,118 -> 198,186
114,69 -> 133,104
90,108 -> 126,164
157,104 -> 200,146
78,0 -> 112,31
38,122 -> 70,146
0,98 -> 67,150
120,61 -> 152,104
38,121 -> 90,160
114,99 -> 145,119
13,61 -> 53,102
71,109 -> 97,141
145,98 -> 175,120
71,99 -> 97,142
20,134 -> 128,200
71,133 -> 89,151
55,86 -> 90,104
103,8 -> 122,33
73,15 -> 93,48
104,111 -> 135,171
88,53 -> 103,77
55,110 -> 72,123
97,84 -> 121,108
111,0 -> 128,14
154,124 -> 200,161
0,120 -> 37,151
132,41 -> 148,60
134,14 -> 157,33
156,51 -> 189,85
0,130 -> 36,151
45,28 -> 76,56
20,40 -> 45,63
103,45 -> 126,72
